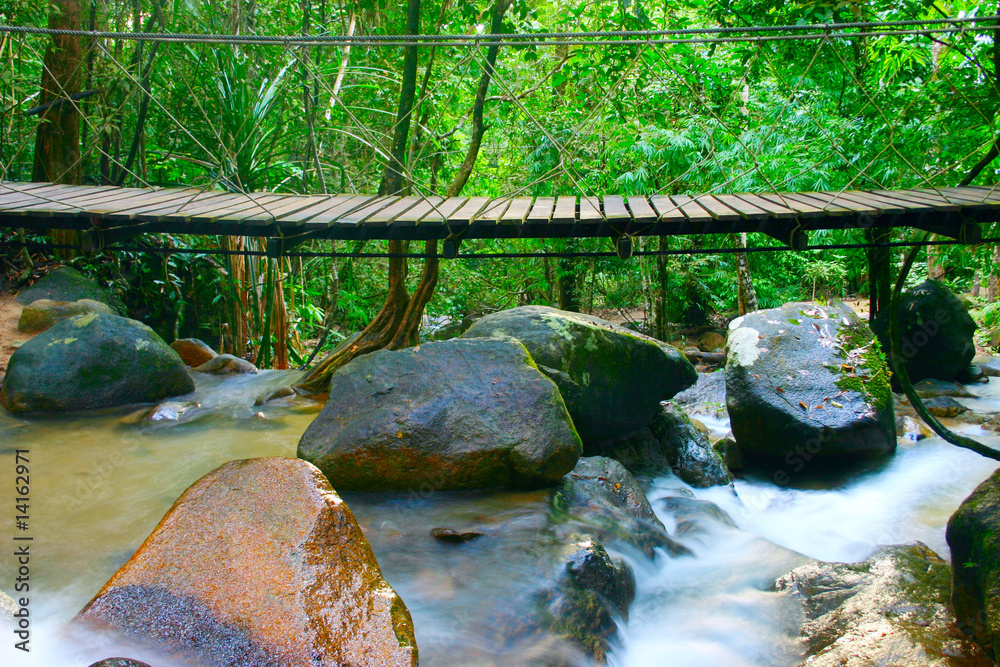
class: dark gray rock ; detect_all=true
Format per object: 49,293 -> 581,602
977,357 -> 1000,378
298,337 -> 581,491
463,306 -> 696,445
712,434 -> 744,473
0,313 -> 194,414
872,279 -> 976,385
193,354 -> 258,375
535,535 -> 636,664
923,395 -> 968,418
553,456 -> 689,557
947,468 -> 1000,662
725,302 -> 895,468
648,402 -> 732,487
672,370 -> 727,418
18,298 -> 115,334
776,542 -> 988,666
16,266 -> 122,312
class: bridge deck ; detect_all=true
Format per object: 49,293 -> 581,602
0,181 -> 996,253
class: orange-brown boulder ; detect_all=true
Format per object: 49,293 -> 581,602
76,457 -> 418,667
169,338 -> 217,367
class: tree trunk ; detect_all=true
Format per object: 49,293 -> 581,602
927,235 -> 946,280
556,239 -> 580,312
990,245 -> 999,304
733,233 -> 757,315
865,227 -> 892,322
296,0 -> 511,394
974,270 -> 981,298
654,236 -> 668,340
34,0 -> 83,254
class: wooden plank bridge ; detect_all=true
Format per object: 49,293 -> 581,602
0,181 -> 995,257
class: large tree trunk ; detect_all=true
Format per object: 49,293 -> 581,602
297,0 -> 511,394
34,0 -> 83,254
866,227 -> 892,322
990,245 -> 1000,304
733,233 -> 757,315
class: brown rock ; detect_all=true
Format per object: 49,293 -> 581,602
193,353 -> 258,375
697,331 -> 726,352
896,415 -> 934,441
76,457 -> 418,667
170,338 -> 218,367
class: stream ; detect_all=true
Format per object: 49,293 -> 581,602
0,370 -> 997,666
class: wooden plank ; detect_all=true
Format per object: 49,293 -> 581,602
392,196 -> 444,227
732,193 -> 797,219
691,195 -> 743,222
449,196 -> 491,224
712,194 -> 769,220
364,196 -> 422,227
823,190 -> 901,214
98,189 -> 210,221
578,197 -> 602,222
868,189 -> 961,213
626,196 -> 658,224
0,185 -> 107,215
161,193 -> 250,222
649,196 -> 686,223
0,184 -> 91,207
336,196 -> 400,225
474,198 -> 513,225
791,191 -> 871,215
500,197 -> 533,224
526,197 -> 556,224
759,193 -> 825,217
602,195 -> 631,222
963,186 -> 1000,203
671,195 -> 715,222
273,195 -> 358,226
303,195 -> 380,226
419,198 -> 468,224
55,186 -> 164,212
552,196 -> 577,224
932,187 -> 1000,205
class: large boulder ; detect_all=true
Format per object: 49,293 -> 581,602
193,353 -> 258,375
947,468 -> 1000,661
725,302 -> 895,470
298,337 -> 581,491
872,279 -> 976,385
18,298 -> 115,334
75,457 -> 418,667
16,266 -> 122,312
553,456 -> 688,557
776,542 -> 988,666
672,369 -> 727,418
462,306 -> 696,445
0,313 -> 194,414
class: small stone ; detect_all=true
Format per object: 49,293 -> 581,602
87,660 -> 152,667
923,396 -> 967,418
430,527 -> 485,543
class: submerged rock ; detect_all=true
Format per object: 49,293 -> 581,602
947,468 -> 1000,662
648,402 -> 732,487
914,378 -> 977,399
924,395 -> 969,418
430,527 -> 485,543
298,337 -> 581,491
87,660 -> 152,667
169,338 -> 218,367
872,279 -> 976,385
16,266 -> 122,312
725,302 -> 895,470
535,535 -> 636,664
75,457 -> 418,667
896,415 -> 934,441
776,542 -> 988,667
18,298 -> 115,334
193,353 -> 258,375
141,400 -> 200,423
0,313 -> 194,414
553,456 -> 688,557
463,305 -> 696,445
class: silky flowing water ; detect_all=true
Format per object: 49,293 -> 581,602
0,371 -> 998,666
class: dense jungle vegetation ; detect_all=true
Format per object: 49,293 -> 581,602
2,0 -> 1000,369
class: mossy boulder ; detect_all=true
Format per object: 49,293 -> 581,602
648,402 -> 732,487
298,337 -> 581,491
725,302 -> 895,470
872,279 -> 976,386
553,456 -> 688,557
170,338 -> 218,367
17,298 -> 115,334
947,468 -> 1000,661
0,313 -> 194,414
462,306 -> 697,446
76,457 -> 418,667
776,542 -> 988,666
16,266 -> 122,312
535,535 -> 636,664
